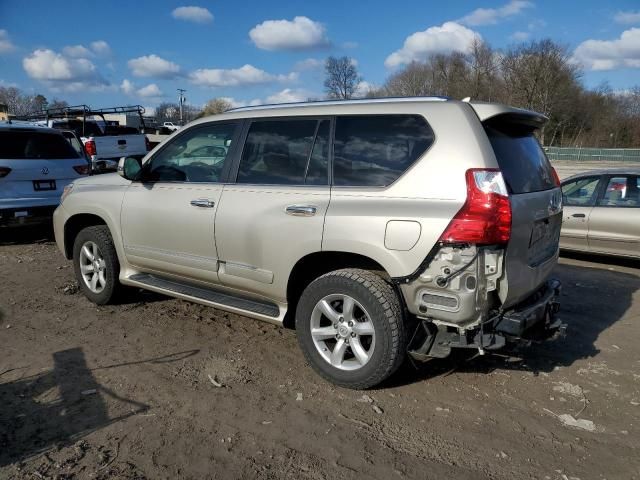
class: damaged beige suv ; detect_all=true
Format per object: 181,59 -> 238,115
53,97 -> 564,389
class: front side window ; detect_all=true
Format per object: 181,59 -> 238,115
238,119 -> 328,185
561,177 -> 600,206
598,176 -> 640,207
145,123 -> 236,182
333,115 -> 434,187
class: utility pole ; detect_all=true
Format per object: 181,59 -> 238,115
177,88 -> 186,125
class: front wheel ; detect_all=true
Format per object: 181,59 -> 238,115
295,269 -> 406,389
72,225 -> 124,305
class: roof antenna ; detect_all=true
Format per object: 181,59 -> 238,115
461,97 -> 471,103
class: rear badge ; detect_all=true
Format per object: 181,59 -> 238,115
41,167 -> 49,175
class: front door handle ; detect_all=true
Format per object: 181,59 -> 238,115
190,199 -> 215,208
285,205 -> 317,217
571,213 -> 586,218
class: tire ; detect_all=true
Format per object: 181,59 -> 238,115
72,225 -> 124,305
295,269 -> 406,389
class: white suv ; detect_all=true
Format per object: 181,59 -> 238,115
53,98 -> 564,389
0,122 -> 89,226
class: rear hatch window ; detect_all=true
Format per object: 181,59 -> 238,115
0,130 -> 80,159
484,121 -> 555,194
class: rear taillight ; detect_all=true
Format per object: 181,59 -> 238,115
84,140 -> 96,156
551,167 -> 561,187
73,164 -> 90,175
439,169 -> 512,245
145,136 -> 151,151
0,167 -> 11,178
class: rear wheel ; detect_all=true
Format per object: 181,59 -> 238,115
73,225 -> 124,305
295,269 -> 406,389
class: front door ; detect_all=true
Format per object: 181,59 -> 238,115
214,118 -> 331,302
588,175 -> 640,256
560,175 -> 601,252
121,121 -> 240,283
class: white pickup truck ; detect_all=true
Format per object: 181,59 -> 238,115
162,122 -> 181,131
44,119 -> 148,172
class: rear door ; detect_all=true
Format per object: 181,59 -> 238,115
588,175 -> 640,257
559,175 -> 602,252
214,117 -> 331,302
0,129 -> 84,210
482,118 -> 562,308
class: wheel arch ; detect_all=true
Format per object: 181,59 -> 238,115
284,251 -> 389,328
63,213 -> 109,259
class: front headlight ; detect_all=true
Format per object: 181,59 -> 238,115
61,183 -> 74,204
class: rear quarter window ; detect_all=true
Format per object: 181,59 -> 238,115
0,130 -> 80,159
333,115 -> 435,187
484,121 -> 555,194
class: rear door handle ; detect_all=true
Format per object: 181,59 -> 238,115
285,205 -> 317,216
190,199 -> 215,208
571,213 -> 586,218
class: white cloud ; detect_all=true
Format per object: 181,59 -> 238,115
294,58 -> 324,71
385,22 -> 481,68
342,41 -> 358,49
120,79 -> 135,95
137,83 -> 163,97
90,40 -> 111,56
128,54 -> 181,78
121,79 -> 164,98
249,16 -> 329,51
614,10 -> 640,25
459,0 -> 533,26
189,64 -> 297,87
510,31 -> 530,41
572,28 -> 640,70
0,30 -> 16,54
266,88 -> 309,104
63,45 -> 93,58
217,97 -> 263,109
354,81 -> 375,97
23,48 -> 108,91
171,6 -> 214,24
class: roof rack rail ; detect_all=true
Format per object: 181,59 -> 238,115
15,104 -> 148,136
227,96 -> 451,112
18,104 -> 145,120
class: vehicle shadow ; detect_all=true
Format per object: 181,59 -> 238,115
0,223 -> 55,246
0,347 -> 153,467
385,261 -> 640,387
560,250 -> 640,270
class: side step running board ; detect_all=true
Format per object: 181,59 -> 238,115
129,273 -> 280,318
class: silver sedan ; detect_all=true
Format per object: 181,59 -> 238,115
560,168 -> 640,259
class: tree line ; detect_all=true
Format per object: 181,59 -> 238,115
324,39 -> 640,148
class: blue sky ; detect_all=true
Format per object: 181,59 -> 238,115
1,0 -> 639,112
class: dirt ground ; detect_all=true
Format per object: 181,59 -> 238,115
1,225 -> 639,480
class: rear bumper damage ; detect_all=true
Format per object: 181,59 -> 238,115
408,279 -> 564,361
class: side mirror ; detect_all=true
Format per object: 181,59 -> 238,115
118,156 -> 142,181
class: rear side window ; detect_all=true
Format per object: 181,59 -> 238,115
238,119 -> 328,185
0,130 -> 80,159
598,176 -> 640,207
333,115 -> 434,187
484,121 -> 555,194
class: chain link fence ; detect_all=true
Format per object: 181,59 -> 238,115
544,147 -> 640,162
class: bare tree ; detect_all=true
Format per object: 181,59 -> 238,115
201,98 -> 233,116
383,62 -> 435,97
0,87 -> 60,115
324,56 -> 362,99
